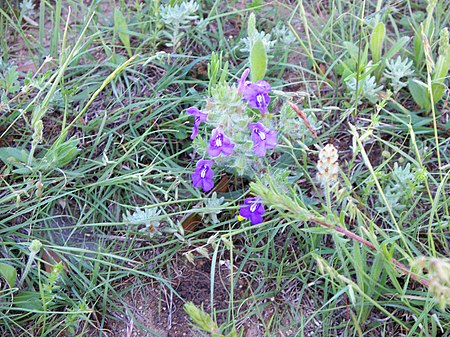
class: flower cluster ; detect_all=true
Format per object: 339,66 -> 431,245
184,68 -> 279,224
317,144 -> 339,187
186,68 -> 277,195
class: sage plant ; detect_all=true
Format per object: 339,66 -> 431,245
184,14 -> 319,225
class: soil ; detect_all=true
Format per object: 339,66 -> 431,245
86,255 -> 263,337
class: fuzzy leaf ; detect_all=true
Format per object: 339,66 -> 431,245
247,13 -> 256,39
250,38 -> 267,82
0,262 -> 17,288
114,9 -> 132,57
370,22 -> 385,64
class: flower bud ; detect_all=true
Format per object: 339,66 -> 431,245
29,239 -> 42,254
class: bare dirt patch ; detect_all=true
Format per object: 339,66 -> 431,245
88,255 -> 255,337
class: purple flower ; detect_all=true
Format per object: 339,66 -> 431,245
248,122 -> 277,157
192,160 -> 214,192
242,80 -> 271,115
207,128 -> 235,157
240,198 -> 265,224
186,107 -> 207,140
237,68 -> 250,93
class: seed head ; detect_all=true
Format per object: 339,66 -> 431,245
317,144 -> 339,186
413,257 -> 450,310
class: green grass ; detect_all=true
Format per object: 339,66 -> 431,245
1,0 -> 449,336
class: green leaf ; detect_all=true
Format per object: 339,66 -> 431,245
250,38 -> 267,82
0,262 -> 17,288
433,54 -> 450,83
0,147 -> 29,166
379,243 -> 403,292
207,52 -> 228,95
13,167 -> 33,174
301,227 -> 332,235
208,52 -> 220,84
408,79 -> 431,112
31,104 -> 46,127
369,253 -> 385,292
175,128 -> 188,140
13,291 -> 47,311
114,9 -> 132,57
370,22 -> 385,64
342,41 -> 369,74
247,0 -> 264,12
432,82 -> 446,103
384,37 -> 410,60
4,67 -> 20,93
45,137 -> 80,168
344,41 -> 359,61
433,31 -> 450,84
413,29 -> 424,67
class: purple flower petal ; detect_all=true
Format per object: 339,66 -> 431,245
190,122 -> 200,140
248,122 -> 277,157
192,160 -> 214,192
207,128 -> 235,157
237,68 -> 250,93
242,81 -> 271,115
186,107 -> 207,139
186,107 -> 207,120
240,198 -> 265,224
